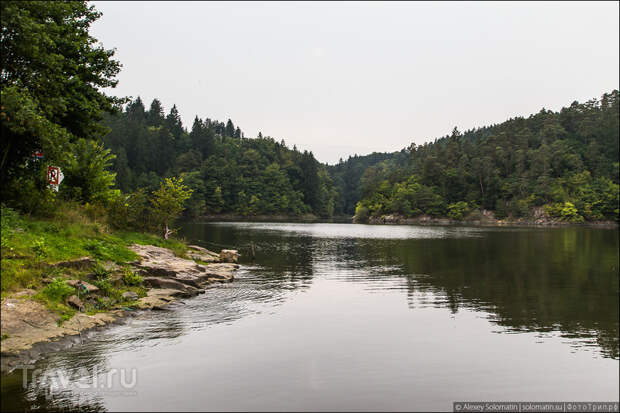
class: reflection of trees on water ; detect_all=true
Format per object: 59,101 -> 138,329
187,222 -> 619,358
355,228 -> 619,359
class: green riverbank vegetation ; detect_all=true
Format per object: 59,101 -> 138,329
0,202 -> 189,320
350,92 -> 619,223
0,2 -> 194,320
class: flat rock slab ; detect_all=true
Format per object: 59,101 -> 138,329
1,296 -> 121,357
136,289 -> 183,310
130,244 -> 236,288
187,245 -> 221,263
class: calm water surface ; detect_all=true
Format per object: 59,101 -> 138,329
2,223 -> 619,411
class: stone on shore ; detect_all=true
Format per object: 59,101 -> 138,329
220,249 -> 239,263
122,291 -> 139,301
130,244 -> 236,290
66,279 -> 99,294
66,295 -> 83,310
187,245 -> 221,263
1,243 -> 239,373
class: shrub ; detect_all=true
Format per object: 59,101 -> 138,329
354,203 -> 370,223
31,238 -> 47,258
123,268 -> 143,286
41,278 -> 75,302
544,202 -> 584,223
447,201 -> 470,220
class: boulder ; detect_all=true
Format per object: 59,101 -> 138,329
66,295 -> 83,310
121,291 -> 139,301
66,280 -> 99,294
219,250 -> 239,263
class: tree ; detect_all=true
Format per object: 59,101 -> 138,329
62,139 -> 118,203
151,177 -> 193,239
225,119 -> 235,137
165,105 -> 183,140
147,99 -> 165,127
1,1 -> 123,187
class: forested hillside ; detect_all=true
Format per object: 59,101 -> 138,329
102,98 -> 337,218
329,151 -> 409,215
353,91 -> 619,223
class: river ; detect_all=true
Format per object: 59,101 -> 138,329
1,223 -> 618,411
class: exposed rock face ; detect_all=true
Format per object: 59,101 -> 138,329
130,244 -> 235,295
220,249 -> 239,263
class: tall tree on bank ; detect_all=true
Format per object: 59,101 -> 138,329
0,1 -> 123,188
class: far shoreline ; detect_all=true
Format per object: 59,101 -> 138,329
187,214 -> 619,229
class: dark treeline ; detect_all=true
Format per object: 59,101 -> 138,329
103,98 -> 337,218
353,91 -> 619,223
329,151 -> 410,215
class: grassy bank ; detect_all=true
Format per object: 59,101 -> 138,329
1,204 -> 188,322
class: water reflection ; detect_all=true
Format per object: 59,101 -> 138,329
183,222 -> 619,359
1,223 -> 618,411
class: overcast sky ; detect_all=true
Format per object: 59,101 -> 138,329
91,1 -> 619,164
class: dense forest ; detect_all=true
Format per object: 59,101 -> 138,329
1,2 -> 617,226
352,91 -> 619,223
101,91 -> 619,223
102,98 -> 338,218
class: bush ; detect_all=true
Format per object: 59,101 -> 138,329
544,202 -> 584,223
1,205 -> 21,248
123,267 -> 143,286
354,203 -> 370,223
447,201 -> 470,220
41,278 -> 75,302
31,238 -> 47,258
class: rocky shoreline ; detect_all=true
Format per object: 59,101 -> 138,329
360,211 -> 618,228
0,244 -> 239,374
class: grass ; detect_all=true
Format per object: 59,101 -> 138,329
1,204 -> 182,320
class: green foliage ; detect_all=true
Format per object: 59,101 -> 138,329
107,188 -> 152,231
151,177 -> 193,238
447,202 -> 470,221
62,139 -> 118,204
1,205 -> 21,248
102,99 -> 337,218
352,91 -> 619,222
1,1 -> 123,193
123,268 -> 143,286
41,278 -> 75,302
0,204 -> 151,293
31,238 -> 48,259
544,202 -> 584,223
354,203 -> 370,223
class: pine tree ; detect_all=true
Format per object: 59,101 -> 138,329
147,99 -> 165,126
225,119 -> 235,137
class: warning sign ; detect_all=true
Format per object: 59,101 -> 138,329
47,166 -> 64,191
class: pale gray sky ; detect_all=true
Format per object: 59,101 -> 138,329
91,1 -> 619,164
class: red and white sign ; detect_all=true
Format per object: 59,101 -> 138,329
47,166 -> 60,185
47,166 -> 64,191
